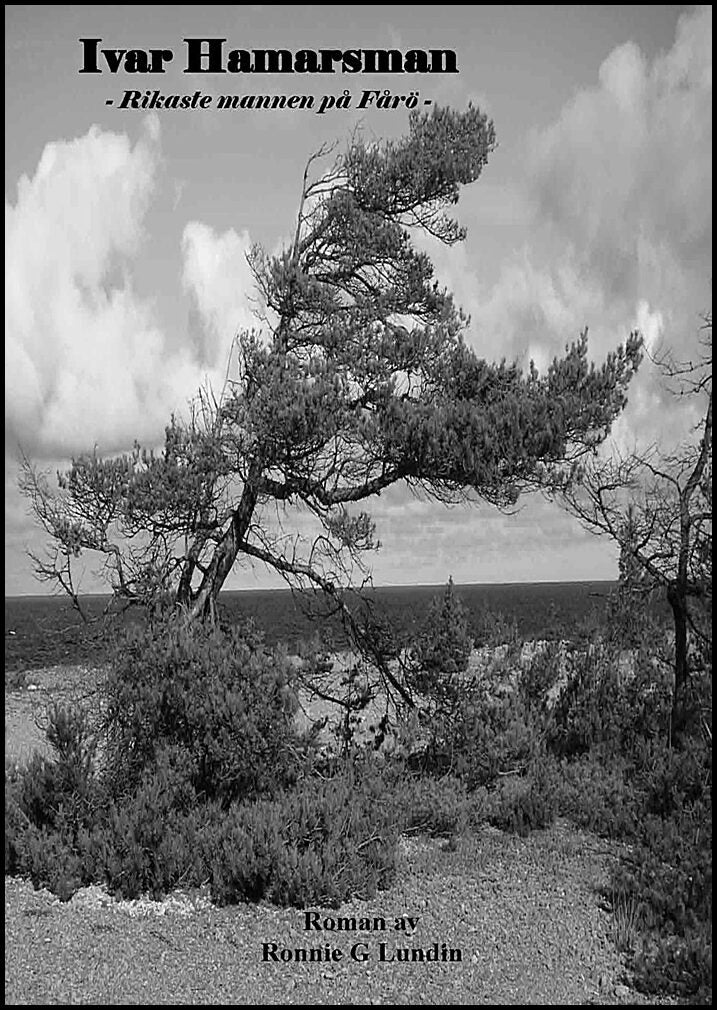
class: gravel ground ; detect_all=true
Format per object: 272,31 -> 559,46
5,826 -> 679,1005
5,664 -> 104,765
5,666 -> 680,1006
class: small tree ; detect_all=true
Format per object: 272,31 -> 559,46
397,578 -> 474,773
20,105 -> 642,696
557,318 -> 712,739
408,577 -> 473,701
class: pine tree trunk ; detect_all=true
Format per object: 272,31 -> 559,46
182,472 -> 261,624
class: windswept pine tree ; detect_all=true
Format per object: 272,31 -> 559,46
21,105 -> 642,641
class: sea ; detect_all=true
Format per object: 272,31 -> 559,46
4,581 -> 621,672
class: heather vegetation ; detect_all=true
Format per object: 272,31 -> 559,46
5,575 -> 712,1002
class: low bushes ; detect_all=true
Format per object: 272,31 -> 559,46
4,584 -> 712,1001
6,761 -> 400,908
390,773 -> 475,839
204,763 -> 399,908
395,585 -> 711,1001
100,616 -> 303,805
5,616 -> 400,909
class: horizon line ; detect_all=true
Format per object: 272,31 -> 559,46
4,578 -> 618,601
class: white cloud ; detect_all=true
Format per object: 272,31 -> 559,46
181,221 -> 257,367
426,5 -> 711,454
5,117 -> 206,457
387,8 -> 711,587
5,11 -> 711,596
519,5 -> 711,451
3,116 -> 277,591
527,5 -> 711,308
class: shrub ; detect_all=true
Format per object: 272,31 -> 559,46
517,640 -> 564,719
445,658 -> 547,789
389,773 -> 473,838
101,615 -> 306,805
407,577 -> 473,707
612,794 -> 712,1001
78,744 -> 208,898
5,616 -> 320,902
9,822 -> 87,901
5,702 -> 101,895
484,756 -> 561,837
5,768 -> 27,876
5,697 -> 104,893
547,641 -> 673,759
555,752 -> 643,838
203,761 -> 399,908
401,641 -> 554,791
472,607 -> 520,649
7,692 -> 400,908
632,929 -> 712,1004
560,731 -> 712,1001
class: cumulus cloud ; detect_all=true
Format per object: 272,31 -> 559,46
391,8 -> 711,586
4,119 -> 265,591
5,11 -> 711,594
5,117 -> 207,457
181,221 -> 257,367
527,5 -> 711,308
433,5 -> 711,448
520,5 -> 711,449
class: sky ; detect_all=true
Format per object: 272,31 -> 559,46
4,5 -> 713,594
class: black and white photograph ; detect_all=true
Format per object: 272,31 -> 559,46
5,5 -> 712,1005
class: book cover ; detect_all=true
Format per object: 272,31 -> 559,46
5,6 -> 711,1005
